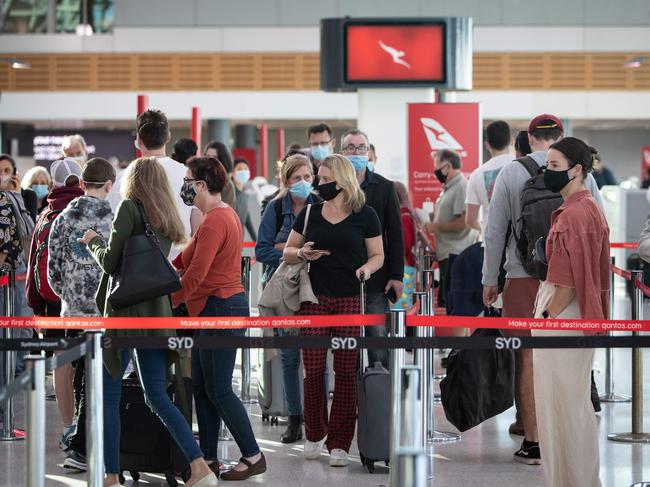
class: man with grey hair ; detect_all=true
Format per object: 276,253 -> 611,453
61,134 -> 87,164
425,149 -> 477,310
340,128 -> 404,369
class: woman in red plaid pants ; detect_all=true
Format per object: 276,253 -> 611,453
284,154 -> 384,467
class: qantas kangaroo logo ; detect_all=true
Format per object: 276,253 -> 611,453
378,41 -> 412,69
420,118 -> 464,151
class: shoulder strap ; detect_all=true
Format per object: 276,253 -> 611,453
516,156 -> 542,179
274,197 -> 284,236
133,199 -> 163,250
302,204 -> 312,236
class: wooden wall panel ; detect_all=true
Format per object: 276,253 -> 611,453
3,52 -> 650,92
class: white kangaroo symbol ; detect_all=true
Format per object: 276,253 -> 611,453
378,41 -> 412,69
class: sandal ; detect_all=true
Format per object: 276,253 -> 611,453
219,453 -> 266,481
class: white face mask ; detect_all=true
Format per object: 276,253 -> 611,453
234,169 -> 250,186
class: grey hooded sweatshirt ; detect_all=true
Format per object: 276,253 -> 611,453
482,150 -> 604,287
47,195 -> 114,317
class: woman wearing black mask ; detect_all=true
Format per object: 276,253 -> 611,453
533,137 -> 608,487
283,154 -> 384,468
172,157 -> 265,481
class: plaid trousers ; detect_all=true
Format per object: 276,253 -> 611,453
299,295 -> 360,452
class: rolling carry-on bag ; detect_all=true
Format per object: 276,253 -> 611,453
356,278 -> 391,473
118,375 -> 193,487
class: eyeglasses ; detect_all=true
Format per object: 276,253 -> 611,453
342,144 -> 369,154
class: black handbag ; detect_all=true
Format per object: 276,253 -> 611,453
439,324 -> 515,432
107,200 -> 181,309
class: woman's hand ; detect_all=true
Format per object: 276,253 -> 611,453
79,229 -> 100,245
356,265 -> 372,282
300,241 -> 330,261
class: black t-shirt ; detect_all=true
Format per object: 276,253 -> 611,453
293,202 -> 381,297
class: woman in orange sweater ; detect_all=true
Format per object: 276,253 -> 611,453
172,156 -> 265,482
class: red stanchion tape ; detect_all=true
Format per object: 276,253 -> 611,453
610,242 -> 639,249
610,263 -> 632,281
407,315 -> 650,332
0,314 -> 648,332
635,277 -> 650,299
0,314 -> 385,330
242,241 -> 256,248
0,276 -> 8,287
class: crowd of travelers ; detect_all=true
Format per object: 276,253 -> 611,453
0,107 -> 645,487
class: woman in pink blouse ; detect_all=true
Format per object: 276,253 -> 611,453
533,137 -> 609,487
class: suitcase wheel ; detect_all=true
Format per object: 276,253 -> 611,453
130,471 -> 140,482
165,471 -> 179,487
271,416 -> 279,426
181,468 -> 192,482
385,460 -> 389,466
262,413 -> 269,422
118,472 -> 125,485
366,461 -> 375,473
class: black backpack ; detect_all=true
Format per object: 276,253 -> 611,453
514,156 -> 563,280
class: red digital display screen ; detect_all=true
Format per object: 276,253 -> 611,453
345,23 -> 446,83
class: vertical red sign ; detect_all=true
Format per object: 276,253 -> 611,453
408,103 -> 482,210
642,145 -> 650,178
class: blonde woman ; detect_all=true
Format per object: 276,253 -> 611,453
80,157 -> 217,487
21,165 -> 52,214
283,154 -> 384,467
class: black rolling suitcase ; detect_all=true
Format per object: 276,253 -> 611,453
118,375 -> 193,487
356,279 -> 391,473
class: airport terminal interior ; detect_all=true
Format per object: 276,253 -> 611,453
1,1 -> 650,486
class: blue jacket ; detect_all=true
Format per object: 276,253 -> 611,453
255,192 -> 318,281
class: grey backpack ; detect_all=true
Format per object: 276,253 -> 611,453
515,156 -> 563,280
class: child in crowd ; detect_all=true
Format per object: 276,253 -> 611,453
47,157 -> 116,471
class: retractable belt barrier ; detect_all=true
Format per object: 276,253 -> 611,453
0,313 -> 648,332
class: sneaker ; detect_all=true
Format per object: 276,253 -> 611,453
329,449 -> 348,467
63,450 -> 87,471
304,438 -> 325,460
59,424 -> 75,451
514,440 -> 541,465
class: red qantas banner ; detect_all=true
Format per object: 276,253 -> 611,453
642,145 -> 650,178
346,24 -> 445,82
408,103 -> 482,210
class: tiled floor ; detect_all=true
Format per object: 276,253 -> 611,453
0,297 -> 649,486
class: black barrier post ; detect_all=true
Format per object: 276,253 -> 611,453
0,270 -> 21,442
240,256 -> 256,405
601,256 -> 631,403
608,270 -> 650,444
25,355 -> 45,487
86,332 -> 104,486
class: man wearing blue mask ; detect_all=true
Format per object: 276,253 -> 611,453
307,123 -> 336,165
340,129 -> 404,369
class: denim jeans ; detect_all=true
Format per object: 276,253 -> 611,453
193,293 -> 260,460
365,292 -> 389,369
276,329 -> 304,416
103,348 -> 203,474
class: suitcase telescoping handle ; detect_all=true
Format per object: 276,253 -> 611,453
359,275 -> 366,316
359,276 -> 367,372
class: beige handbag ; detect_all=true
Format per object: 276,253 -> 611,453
258,204 -> 318,317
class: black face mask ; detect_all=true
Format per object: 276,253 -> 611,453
543,167 -> 574,193
434,164 -> 449,184
318,181 -> 342,201
180,182 -> 197,206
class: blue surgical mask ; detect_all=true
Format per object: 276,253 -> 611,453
311,145 -> 331,161
367,162 -> 375,172
289,180 -> 312,200
31,184 -> 49,200
348,155 -> 368,172
234,169 -> 250,186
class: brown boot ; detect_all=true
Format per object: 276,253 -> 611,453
219,453 -> 266,481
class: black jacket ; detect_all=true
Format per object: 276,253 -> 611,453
361,170 -> 404,294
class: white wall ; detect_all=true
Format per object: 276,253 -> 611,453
574,128 -> 650,182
